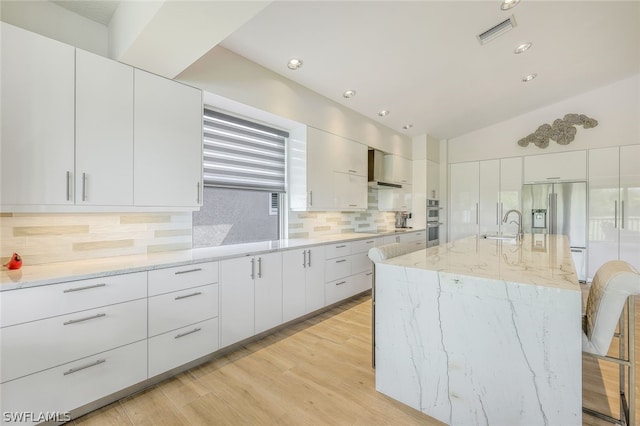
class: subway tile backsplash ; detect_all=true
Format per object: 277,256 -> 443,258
0,212 -> 192,266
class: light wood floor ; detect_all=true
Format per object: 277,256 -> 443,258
73,292 -> 639,426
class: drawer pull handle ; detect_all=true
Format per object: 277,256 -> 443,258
63,283 -> 106,293
336,245 -> 347,248
336,259 -> 347,263
63,359 -> 106,376
174,268 -> 202,275
366,240 -> 374,244
175,327 -> 202,339
365,272 -> 373,276
64,313 -> 106,325
336,281 -> 347,286
174,291 -> 202,300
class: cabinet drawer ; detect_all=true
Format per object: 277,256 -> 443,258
351,238 -> 377,254
1,272 -> 146,327
350,252 -> 373,275
325,257 -> 352,282
399,231 -> 425,243
325,242 -> 351,259
353,271 -> 373,294
148,283 -> 219,337
1,340 -> 147,425
148,318 -> 219,378
148,261 -> 218,296
1,298 -> 147,383
325,277 -> 355,305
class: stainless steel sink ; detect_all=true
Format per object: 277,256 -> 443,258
479,233 -> 518,241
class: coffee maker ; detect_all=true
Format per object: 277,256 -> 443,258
395,211 -> 410,229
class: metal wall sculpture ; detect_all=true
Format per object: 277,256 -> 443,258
517,114 -> 598,148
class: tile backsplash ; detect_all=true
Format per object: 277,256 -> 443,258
287,189 -> 398,239
0,212 -> 192,266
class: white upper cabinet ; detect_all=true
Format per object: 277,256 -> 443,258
133,69 -> 203,208
426,160 -> 440,199
1,23 -> 75,207
291,127 -> 368,211
76,49 -> 134,206
523,151 -> 587,183
383,154 -> 412,185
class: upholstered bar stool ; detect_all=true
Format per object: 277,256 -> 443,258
582,260 -> 640,425
368,243 -> 409,368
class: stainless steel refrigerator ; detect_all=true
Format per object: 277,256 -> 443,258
522,181 -> 587,282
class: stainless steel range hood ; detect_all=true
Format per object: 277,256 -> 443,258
368,150 -> 402,189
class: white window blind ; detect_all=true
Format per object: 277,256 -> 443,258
203,108 -> 288,192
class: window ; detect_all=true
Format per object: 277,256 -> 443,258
193,108 -> 288,247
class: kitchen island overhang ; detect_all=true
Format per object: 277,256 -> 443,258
374,234 -> 582,425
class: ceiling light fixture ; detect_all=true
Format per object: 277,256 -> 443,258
403,124 -> 413,130
378,110 -> 390,117
287,58 -> 303,70
522,73 -> 537,82
514,42 -> 532,54
343,90 -> 357,98
500,0 -> 520,11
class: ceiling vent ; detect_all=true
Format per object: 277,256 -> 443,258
477,15 -> 517,45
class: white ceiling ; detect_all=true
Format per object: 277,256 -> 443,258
53,0 -> 119,26
48,0 -> 640,140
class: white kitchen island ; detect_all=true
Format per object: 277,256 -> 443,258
374,234 -> 582,425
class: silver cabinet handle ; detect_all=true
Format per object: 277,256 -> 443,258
336,281 -> 347,286
196,182 -> 201,204
63,359 -> 105,376
63,283 -> 106,293
64,313 -> 106,325
475,203 -> 479,225
546,177 -> 561,180
365,240 -> 374,244
348,170 -> 358,173
307,249 -> 311,267
309,190 -> 313,206
365,272 -> 373,276
336,259 -> 347,263
336,245 -> 347,248
174,268 -> 202,275
250,258 -> 255,279
82,172 -> 87,201
175,327 -> 201,339
621,200 -> 625,229
302,250 -> 307,268
257,257 -> 262,278
496,203 -> 499,225
615,200 -> 618,228
66,171 -> 72,201
174,291 -> 202,300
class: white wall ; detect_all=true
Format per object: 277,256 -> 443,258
177,46 -> 412,158
0,0 -> 108,56
448,74 -> 640,163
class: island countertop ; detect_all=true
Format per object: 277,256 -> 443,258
379,233 -> 580,292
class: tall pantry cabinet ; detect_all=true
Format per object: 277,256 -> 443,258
450,158 -> 522,240
588,145 -> 640,280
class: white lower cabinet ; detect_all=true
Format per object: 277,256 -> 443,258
1,340 -> 147,426
148,318 -> 219,378
220,252 -> 282,348
325,276 -> 355,305
1,298 -> 147,384
282,245 -> 326,322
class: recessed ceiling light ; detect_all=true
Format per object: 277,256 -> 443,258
514,42 -> 532,54
500,0 -> 520,11
522,73 -> 537,82
343,90 -> 356,98
378,110 -> 390,117
402,124 -> 413,130
287,58 -> 303,70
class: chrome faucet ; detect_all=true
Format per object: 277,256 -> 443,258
502,209 -> 524,240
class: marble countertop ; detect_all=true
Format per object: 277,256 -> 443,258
0,229 -> 424,291
381,233 -> 580,291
